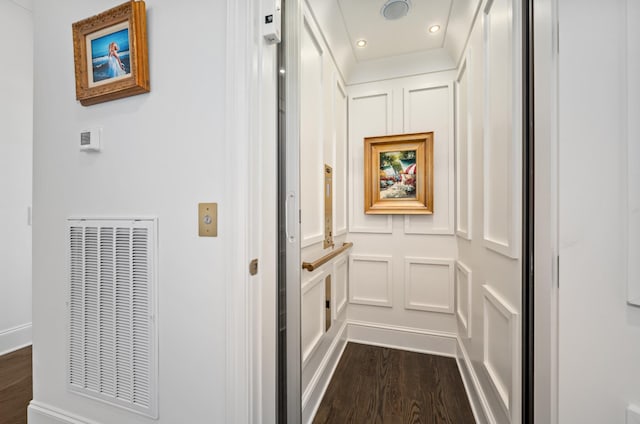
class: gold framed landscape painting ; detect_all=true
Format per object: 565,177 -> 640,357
72,0 -> 150,106
364,132 -> 434,215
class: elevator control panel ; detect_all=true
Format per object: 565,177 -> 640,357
324,164 -> 334,249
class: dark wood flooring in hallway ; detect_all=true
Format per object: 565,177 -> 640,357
313,343 -> 475,424
0,346 -> 32,424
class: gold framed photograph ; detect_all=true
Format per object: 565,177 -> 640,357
364,132 -> 434,215
72,0 -> 150,106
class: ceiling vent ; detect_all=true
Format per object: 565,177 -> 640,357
381,0 -> 411,20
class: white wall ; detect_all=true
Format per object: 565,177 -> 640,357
346,71 -> 458,339
0,0 -> 33,355
455,0 -> 522,422
29,1 -> 231,423
559,0 -> 640,422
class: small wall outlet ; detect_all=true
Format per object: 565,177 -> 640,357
80,128 -> 101,152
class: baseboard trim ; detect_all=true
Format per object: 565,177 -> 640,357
302,320 -> 348,424
347,320 -> 457,357
0,323 -> 32,356
28,401 -> 100,424
456,337 -> 496,424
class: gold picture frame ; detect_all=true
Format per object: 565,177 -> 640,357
364,132 -> 434,215
72,0 -> 150,106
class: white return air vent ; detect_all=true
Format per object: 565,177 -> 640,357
68,218 -> 158,418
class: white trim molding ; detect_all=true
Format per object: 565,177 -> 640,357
0,323 -> 32,356
333,256 -> 348,318
402,82 -> 456,236
455,338 -> 496,424
403,257 -> 455,314
482,0 -> 522,260
455,261 -> 473,338
347,320 -> 457,357
348,254 -> 393,307
482,284 -> 520,422
28,401 -> 98,424
455,50 -> 473,240
302,321 -> 348,424
348,91 -> 394,234
302,271 -> 328,364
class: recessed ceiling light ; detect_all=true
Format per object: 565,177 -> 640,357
356,39 -> 367,48
429,25 -> 441,33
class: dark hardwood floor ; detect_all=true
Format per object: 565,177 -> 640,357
0,346 -> 32,424
313,343 -> 475,424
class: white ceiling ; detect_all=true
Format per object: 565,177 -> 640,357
337,0 -> 452,62
305,0 -> 480,83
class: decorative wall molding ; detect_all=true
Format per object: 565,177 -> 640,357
300,16 -> 325,248
347,320 -> 457,357
455,261 -> 472,338
348,91 -> 393,234
482,0 -> 521,259
348,255 -> 393,307
627,0 -> 640,306
333,256 -> 348,318
334,78 -> 348,237
302,271 -> 328,364
27,401 -> 98,424
455,51 -> 473,240
482,284 -> 520,421
402,83 -> 455,236
404,257 -> 455,314
302,321 -> 348,424
0,323 -> 32,356
455,338 -> 496,424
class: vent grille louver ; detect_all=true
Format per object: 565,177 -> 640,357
68,219 -> 157,418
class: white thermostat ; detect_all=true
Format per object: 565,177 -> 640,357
80,128 -> 101,152
263,0 -> 281,44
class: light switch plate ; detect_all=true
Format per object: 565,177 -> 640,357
198,203 -> 218,237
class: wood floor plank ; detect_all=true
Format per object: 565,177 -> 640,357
0,346 -> 32,424
313,343 -> 475,424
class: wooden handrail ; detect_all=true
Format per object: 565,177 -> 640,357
302,242 -> 353,272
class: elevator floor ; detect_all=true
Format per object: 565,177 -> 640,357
313,342 -> 475,424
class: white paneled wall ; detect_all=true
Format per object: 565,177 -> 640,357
346,72 -> 458,340
482,0 -> 521,259
348,92 -> 393,234
404,258 -> 455,314
300,18 -> 325,248
455,0 -> 522,422
349,255 -> 393,307
299,7 -> 350,423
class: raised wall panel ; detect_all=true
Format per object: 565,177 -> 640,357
300,18 -> 325,247
349,255 -> 393,307
404,258 -> 455,314
482,284 -> 519,420
348,92 -> 393,233
402,83 -> 455,235
482,0 -> 521,258
456,53 -> 472,240
628,0 -> 640,306
334,256 -> 348,317
334,80 -> 348,236
456,261 -> 472,338
302,272 -> 327,364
